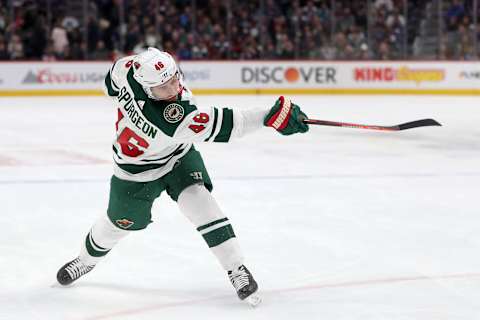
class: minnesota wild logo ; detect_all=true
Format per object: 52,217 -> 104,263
116,218 -> 134,229
164,103 -> 184,123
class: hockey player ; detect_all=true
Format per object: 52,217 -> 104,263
56,47 -> 309,306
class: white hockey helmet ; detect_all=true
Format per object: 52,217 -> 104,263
132,47 -> 178,87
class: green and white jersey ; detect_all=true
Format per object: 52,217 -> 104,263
103,56 -> 265,182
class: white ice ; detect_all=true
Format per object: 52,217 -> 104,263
0,94 -> 479,320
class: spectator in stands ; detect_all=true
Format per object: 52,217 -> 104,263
8,33 -> 23,59
375,0 -> 394,11
265,0 -> 282,21
386,8 -> 405,28
87,15 -> 100,53
71,41 -> 87,60
347,25 -> 367,56
144,25 -> 159,48
262,39 -> 277,59
320,41 -> 336,60
51,19 -> 68,58
0,40 -> 9,60
280,38 -> 295,59
0,6 -> 6,33
456,24 -> 475,59
377,41 -> 392,60
0,0 -> 476,61
91,40 -> 110,60
446,0 -> 465,20
66,24 -> 83,59
62,45 -> 73,60
446,16 -> 460,32
177,41 -> 191,60
333,32 -> 349,59
304,38 -> 323,59
21,4 -> 47,59
337,6 -> 356,33
211,32 -> 230,59
42,42 -> 56,61
359,43 -> 371,59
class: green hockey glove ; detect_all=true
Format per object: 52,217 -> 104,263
264,96 -> 309,135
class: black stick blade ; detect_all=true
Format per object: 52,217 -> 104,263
397,119 -> 442,130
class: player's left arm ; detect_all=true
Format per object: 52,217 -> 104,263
173,96 -> 309,143
173,105 -> 256,143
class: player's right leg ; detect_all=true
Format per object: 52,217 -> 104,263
56,214 -> 129,285
57,175 -> 164,285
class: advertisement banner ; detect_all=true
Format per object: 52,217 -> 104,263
0,61 -> 478,95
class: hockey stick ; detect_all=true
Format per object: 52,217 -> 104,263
303,118 -> 441,132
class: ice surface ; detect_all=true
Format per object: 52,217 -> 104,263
0,95 -> 479,320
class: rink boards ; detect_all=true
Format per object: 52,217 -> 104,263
0,60 -> 479,96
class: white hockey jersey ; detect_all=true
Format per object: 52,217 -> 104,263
103,56 -> 266,182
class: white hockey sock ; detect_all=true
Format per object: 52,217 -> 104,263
79,214 -> 130,266
178,184 -> 244,271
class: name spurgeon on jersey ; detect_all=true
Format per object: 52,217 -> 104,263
118,86 -> 158,139
103,55 -> 237,182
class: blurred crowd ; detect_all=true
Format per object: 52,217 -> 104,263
0,0 -> 478,61
440,0 -> 479,59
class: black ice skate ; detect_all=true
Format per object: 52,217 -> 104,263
228,265 -> 261,306
56,257 -> 95,285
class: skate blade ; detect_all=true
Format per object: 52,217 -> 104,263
245,293 -> 262,307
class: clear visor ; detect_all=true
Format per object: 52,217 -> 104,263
149,72 -> 182,100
